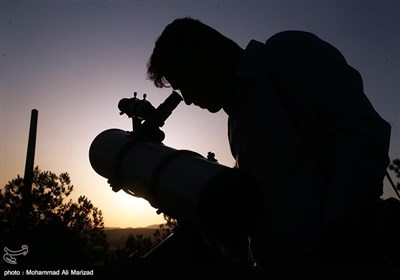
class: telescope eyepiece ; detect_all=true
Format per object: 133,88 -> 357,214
154,91 -> 183,127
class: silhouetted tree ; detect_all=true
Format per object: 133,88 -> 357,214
0,166 -> 108,267
111,214 -> 176,267
153,214 -> 176,244
117,233 -> 154,262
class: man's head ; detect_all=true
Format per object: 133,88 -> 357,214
147,17 -> 243,113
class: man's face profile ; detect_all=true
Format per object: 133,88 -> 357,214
165,60 -> 225,113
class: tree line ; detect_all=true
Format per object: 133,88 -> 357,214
0,166 -> 174,269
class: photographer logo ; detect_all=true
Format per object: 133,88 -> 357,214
3,245 -> 29,265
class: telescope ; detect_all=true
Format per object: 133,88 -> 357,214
89,91 -> 263,240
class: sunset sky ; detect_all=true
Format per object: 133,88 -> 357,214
1,0 -> 399,228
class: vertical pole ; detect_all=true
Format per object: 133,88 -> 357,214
21,109 -> 38,227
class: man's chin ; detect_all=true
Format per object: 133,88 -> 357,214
193,102 -> 222,113
206,106 -> 222,113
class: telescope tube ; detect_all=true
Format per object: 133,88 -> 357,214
89,129 -> 263,239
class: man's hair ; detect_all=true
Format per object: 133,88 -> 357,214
147,17 -> 239,88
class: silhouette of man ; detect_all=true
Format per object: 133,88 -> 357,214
146,17 -> 391,267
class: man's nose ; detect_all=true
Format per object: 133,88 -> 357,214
180,90 -> 193,105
